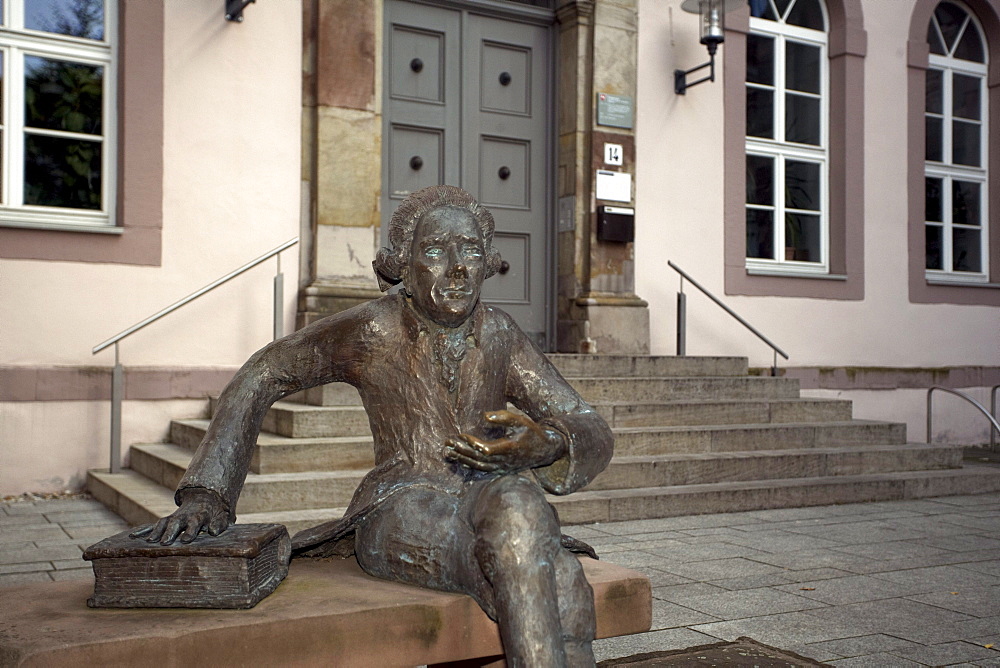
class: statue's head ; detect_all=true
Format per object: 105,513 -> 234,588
374,186 -> 502,328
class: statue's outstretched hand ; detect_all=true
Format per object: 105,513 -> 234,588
129,487 -> 230,545
444,410 -> 568,474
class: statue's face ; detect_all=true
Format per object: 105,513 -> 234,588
405,206 -> 486,328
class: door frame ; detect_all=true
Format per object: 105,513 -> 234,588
381,0 -> 558,350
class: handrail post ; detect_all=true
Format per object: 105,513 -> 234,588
676,276 -> 686,357
992,385 -> 999,450
273,252 -> 284,341
110,342 -> 123,474
772,350 -> 778,377
926,387 -> 934,444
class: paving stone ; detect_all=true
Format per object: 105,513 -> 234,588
715,529 -> 844,554
591,513 -> 765,536
652,582 -> 728,603
707,572 -> 795,590
677,587 -> 826,621
870,565 -> 1000,593
42,510 -> 123,525
633,541 -> 768,563
597,550 -> 668,570
741,547 -> 881,573
656,557 -> 784,581
804,633 -> 923,659
49,568 -> 94,582
830,540 -> 956,562
829,652 -> 924,667
0,544 -> 83,565
593,627 -> 720,662
907,587 -> 1000,618
892,641 -> 999,665
803,597 -> 976,640
0,541 -> 37,551
635,568 -> 694,587
908,535 -> 1000,553
691,611 -> 860,647
955,561 -> 1000,578
0,571 -> 51,587
0,525 -> 70,542
774,574 -> 928,606
649,599 -> 720,630
50,558 -> 90,571
0,515 -> 55,526
62,524 -> 128,540
0,562 -> 52,575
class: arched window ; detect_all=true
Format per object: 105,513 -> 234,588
724,0 -> 865,300
924,1 -> 989,279
745,0 -> 829,272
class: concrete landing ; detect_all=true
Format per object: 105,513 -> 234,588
0,556 -> 651,667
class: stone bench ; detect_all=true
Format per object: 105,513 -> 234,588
0,557 -> 651,667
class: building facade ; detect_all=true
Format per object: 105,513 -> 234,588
1,0 -> 997,495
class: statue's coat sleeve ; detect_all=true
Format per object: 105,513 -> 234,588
176,303 -> 371,520
503,326 -> 614,495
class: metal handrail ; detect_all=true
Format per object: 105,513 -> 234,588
667,260 -> 789,374
927,385 -> 1000,452
92,237 -> 298,473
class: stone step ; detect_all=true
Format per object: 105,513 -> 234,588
569,376 -> 800,403
129,443 -> 368,513
551,465 -> 1000,525
232,396 -> 855,440
87,468 -> 177,528
86,468 -> 350,535
169,419 -> 375,473
548,355 -> 748,378
595,398 -> 853,428
587,443 -> 963,491
209,398 -> 372,439
283,357 -> 752,406
613,420 -> 907,456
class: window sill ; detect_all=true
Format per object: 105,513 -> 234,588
926,278 -> 1000,289
0,219 -> 121,235
747,266 -> 847,281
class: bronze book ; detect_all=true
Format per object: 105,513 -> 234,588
83,524 -> 291,609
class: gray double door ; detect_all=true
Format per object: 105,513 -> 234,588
382,0 -> 552,345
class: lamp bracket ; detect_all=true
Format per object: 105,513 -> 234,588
225,0 -> 256,22
674,52 -> 716,95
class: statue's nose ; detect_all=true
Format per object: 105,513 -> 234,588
447,247 -> 468,277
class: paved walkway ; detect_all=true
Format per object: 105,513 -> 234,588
2,493 -> 999,666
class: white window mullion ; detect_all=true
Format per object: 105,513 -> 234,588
8,45 -> 23,207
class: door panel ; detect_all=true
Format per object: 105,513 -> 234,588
383,1 -> 550,344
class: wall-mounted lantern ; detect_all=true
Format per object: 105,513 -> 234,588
674,0 -> 744,95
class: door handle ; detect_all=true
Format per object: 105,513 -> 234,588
498,166 -> 511,180
410,156 -> 423,170
410,58 -> 424,73
499,260 -> 510,275
499,71 -> 512,86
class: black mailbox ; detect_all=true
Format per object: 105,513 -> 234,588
597,206 -> 635,243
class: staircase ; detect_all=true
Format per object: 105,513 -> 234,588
88,355 -> 1000,532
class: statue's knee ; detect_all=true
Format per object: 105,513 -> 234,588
476,476 -> 553,528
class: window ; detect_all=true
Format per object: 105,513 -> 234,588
0,0 -> 116,231
924,2 -> 988,281
745,0 -> 829,273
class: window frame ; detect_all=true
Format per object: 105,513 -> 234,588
745,9 -> 831,275
907,0 -> 1000,306
923,3 -> 990,282
0,0 -> 118,232
724,0 -> 866,300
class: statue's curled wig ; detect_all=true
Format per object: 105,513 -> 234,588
372,185 -> 503,291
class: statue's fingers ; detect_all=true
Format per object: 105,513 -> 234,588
129,523 -> 154,538
178,521 -> 203,544
207,513 -> 229,536
142,517 -> 170,543
159,516 -> 189,545
447,436 -> 491,460
485,410 -> 528,428
447,451 -> 499,471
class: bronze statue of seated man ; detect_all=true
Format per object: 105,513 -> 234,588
133,185 -> 614,667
